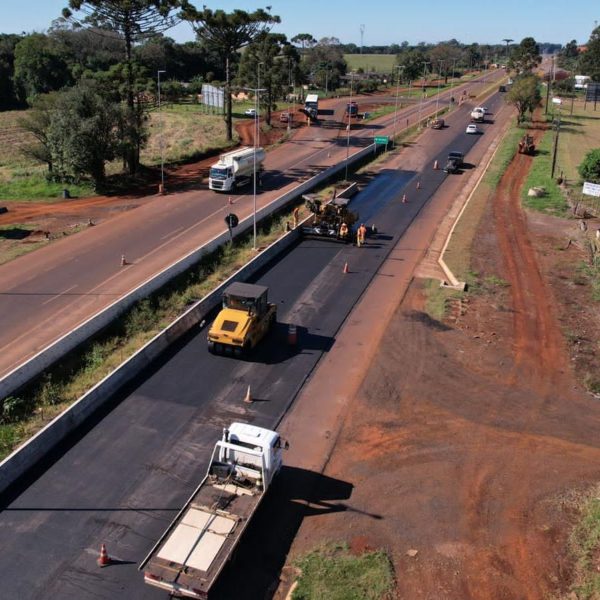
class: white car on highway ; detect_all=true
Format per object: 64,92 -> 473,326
466,124 -> 479,134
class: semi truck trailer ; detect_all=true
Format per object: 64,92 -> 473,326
208,146 -> 265,192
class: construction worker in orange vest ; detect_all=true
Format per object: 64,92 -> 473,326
357,223 -> 367,247
339,221 -> 349,240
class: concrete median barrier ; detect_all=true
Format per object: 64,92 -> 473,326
0,226 -> 302,494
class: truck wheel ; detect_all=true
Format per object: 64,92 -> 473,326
269,313 -> 276,330
208,341 -> 215,354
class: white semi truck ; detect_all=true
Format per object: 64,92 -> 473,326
304,93 -> 319,119
140,422 -> 287,599
208,146 -> 266,192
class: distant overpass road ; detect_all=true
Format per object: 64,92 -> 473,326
0,71 -> 503,378
0,90 -> 511,599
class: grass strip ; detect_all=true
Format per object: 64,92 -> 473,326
567,485 -> 600,599
292,542 -> 394,600
521,127 -> 569,216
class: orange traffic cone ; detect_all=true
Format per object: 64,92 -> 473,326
416,181 -> 421,190
243,385 -> 253,404
433,160 -> 439,170
402,193 -> 407,204
97,543 -> 111,567
343,262 -> 349,274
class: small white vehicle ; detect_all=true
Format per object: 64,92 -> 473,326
244,108 -> 257,117
466,123 -> 479,134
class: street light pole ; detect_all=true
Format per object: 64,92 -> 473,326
417,62 -> 430,129
157,70 -> 166,194
345,71 -> 354,182
392,65 -> 403,146
252,62 -> 265,250
288,58 -> 292,134
435,61 -> 443,116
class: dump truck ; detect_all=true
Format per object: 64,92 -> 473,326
207,282 -> 276,356
140,422 -> 288,599
208,147 -> 265,192
518,134 -> 535,155
301,193 -> 358,242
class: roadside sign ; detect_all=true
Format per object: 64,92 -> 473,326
582,181 -> 600,197
374,136 -> 389,145
552,97 -> 562,105
225,213 -> 238,241
225,213 -> 239,228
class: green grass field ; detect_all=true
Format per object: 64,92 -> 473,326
0,105 -> 233,201
555,98 -> 600,184
143,105 -> 231,166
344,54 -> 397,73
292,543 -> 394,600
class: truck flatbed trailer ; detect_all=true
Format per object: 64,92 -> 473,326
143,479 -> 259,597
141,423 -> 285,599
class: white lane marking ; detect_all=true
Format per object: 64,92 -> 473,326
41,284 -> 78,306
160,226 -> 184,240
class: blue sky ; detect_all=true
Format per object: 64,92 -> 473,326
2,0 -> 598,46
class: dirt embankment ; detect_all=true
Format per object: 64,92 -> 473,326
288,120 -> 600,599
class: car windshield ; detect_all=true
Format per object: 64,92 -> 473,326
210,167 -> 228,179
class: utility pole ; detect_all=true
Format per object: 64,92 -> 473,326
157,70 -> 166,194
551,111 -> 561,179
392,65 -> 404,146
345,71 -> 355,181
417,62 -> 430,130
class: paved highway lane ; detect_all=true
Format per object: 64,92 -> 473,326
0,82 -> 513,597
0,72 -> 504,377
0,83 -> 514,593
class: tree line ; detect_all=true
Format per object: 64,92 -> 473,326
1,1 -> 598,192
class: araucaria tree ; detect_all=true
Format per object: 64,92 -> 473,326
181,6 -> 280,141
238,32 -> 299,126
62,1 -> 184,174
508,37 -> 541,74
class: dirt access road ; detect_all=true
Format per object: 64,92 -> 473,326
276,122 -> 600,598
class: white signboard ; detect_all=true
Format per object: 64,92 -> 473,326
201,84 -> 224,109
582,181 -> 600,197
552,97 -> 562,105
